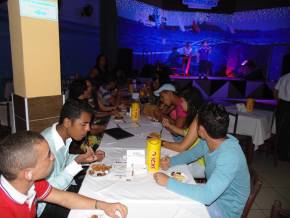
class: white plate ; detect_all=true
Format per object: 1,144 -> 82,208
88,169 -> 109,177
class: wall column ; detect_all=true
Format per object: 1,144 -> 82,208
8,0 -> 63,132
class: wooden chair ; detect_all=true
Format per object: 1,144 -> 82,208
228,112 -> 255,165
270,200 -> 290,218
241,168 -> 263,218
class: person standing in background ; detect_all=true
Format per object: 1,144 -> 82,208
197,40 -> 212,79
274,72 -> 290,161
89,54 -> 110,89
167,47 -> 180,68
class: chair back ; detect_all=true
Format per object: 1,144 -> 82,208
228,111 -> 254,165
228,112 -> 239,134
270,200 -> 290,218
241,168 -> 263,218
0,101 -> 10,127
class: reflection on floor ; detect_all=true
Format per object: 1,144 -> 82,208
249,151 -> 290,218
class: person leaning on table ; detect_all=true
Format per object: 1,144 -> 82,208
38,99 -> 106,218
154,102 -> 250,218
0,131 -> 128,218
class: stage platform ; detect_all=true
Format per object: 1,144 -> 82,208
169,75 -> 275,100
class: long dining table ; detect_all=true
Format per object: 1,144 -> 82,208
67,114 -> 210,218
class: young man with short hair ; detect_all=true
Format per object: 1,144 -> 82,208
154,102 -> 250,218
0,131 -> 127,218
38,99 -> 106,217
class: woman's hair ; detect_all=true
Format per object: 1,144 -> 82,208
95,54 -> 108,68
153,66 -> 171,85
179,85 -> 204,127
69,79 -> 87,99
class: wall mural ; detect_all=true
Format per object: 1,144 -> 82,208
117,0 -> 290,80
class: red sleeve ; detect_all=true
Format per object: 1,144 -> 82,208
35,180 -> 52,200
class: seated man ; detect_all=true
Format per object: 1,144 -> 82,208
0,131 -> 127,218
154,102 -> 250,218
38,99 -> 106,217
69,78 -> 108,135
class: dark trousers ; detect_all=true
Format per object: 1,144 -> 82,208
198,60 -> 211,76
276,99 -> 290,160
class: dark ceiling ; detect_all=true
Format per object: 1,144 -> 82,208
139,0 -> 290,13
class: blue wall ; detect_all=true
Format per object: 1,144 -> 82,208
0,0 -> 101,80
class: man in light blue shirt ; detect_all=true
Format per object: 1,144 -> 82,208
38,99 -> 105,218
154,102 -> 250,218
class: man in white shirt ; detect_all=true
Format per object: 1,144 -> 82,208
274,72 -> 290,161
38,99 -> 105,217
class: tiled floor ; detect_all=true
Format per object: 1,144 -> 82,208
248,151 -> 290,217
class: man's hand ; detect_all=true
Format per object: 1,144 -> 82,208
153,172 -> 169,186
75,147 -> 98,164
160,156 -> 171,170
45,188 -> 128,218
95,150 -> 105,162
98,201 -> 128,218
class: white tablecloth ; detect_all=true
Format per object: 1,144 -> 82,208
68,115 -> 210,218
226,105 -> 275,150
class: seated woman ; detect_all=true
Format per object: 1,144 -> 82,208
161,86 -> 205,178
97,76 -> 121,113
89,54 -> 109,89
153,84 -> 187,132
161,85 -> 204,136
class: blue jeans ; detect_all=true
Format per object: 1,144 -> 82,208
172,135 -> 184,142
207,201 -> 223,218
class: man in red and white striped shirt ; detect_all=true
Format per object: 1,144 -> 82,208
0,131 -> 127,218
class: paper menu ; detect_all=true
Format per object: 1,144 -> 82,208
126,149 -> 147,175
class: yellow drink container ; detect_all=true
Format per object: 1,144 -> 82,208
146,138 -> 161,173
131,101 -> 140,122
246,98 -> 255,112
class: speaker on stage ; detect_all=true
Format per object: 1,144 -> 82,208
117,48 -> 133,75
